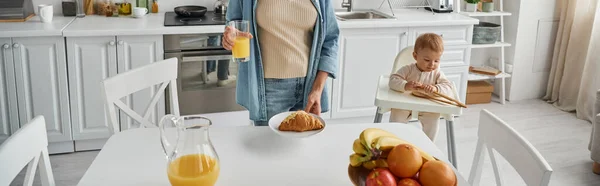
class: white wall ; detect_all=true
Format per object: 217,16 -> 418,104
503,0 -> 560,101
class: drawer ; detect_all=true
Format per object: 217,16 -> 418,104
408,26 -> 471,45
440,46 -> 470,67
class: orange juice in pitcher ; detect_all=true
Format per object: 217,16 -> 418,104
167,154 -> 220,186
160,115 -> 220,186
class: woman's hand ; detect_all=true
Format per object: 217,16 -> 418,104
305,71 -> 329,115
222,26 -> 253,50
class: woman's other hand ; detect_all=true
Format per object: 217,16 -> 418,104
305,90 -> 322,116
222,26 -> 253,50
305,71 -> 329,115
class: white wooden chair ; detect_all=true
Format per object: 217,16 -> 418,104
468,109 -> 552,186
374,45 -> 463,168
101,57 -> 180,134
0,116 -> 55,186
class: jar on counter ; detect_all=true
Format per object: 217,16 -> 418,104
118,0 -> 132,15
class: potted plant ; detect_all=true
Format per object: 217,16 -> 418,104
465,0 -> 480,12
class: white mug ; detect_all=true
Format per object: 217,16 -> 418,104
132,7 -> 148,18
38,4 -> 53,23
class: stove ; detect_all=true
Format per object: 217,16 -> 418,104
164,11 -> 227,26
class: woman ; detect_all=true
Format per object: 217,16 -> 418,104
223,0 -> 340,126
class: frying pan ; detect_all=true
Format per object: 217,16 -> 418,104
174,6 -> 208,17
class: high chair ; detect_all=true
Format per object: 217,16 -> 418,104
373,46 -> 463,168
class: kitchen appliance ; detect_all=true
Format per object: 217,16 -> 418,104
424,0 -> 453,13
164,11 -> 244,115
214,0 -> 227,15
174,5 -> 207,17
164,11 -> 226,26
0,0 -> 35,22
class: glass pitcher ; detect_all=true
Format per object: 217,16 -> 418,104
159,115 -> 220,186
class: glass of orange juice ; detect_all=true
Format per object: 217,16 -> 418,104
228,20 -> 250,62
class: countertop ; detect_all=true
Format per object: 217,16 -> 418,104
336,9 -> 479,29
62,13 -> 225,37
0,16 -> 76,38
0,9 -> 478,38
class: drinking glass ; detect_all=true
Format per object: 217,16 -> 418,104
228,20 -> 250,62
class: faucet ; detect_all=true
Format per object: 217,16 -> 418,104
341,0 -> 353,12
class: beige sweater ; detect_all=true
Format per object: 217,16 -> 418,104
389,63 -> 454,96
256,0 -> 317,78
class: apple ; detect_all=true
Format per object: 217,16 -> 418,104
366,168 -> 397,186
397,178 -> 421,186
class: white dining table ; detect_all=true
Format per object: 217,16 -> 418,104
77,123 -> 470,186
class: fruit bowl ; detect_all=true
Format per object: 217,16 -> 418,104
268,111 -> 326,138
347,162 -> 458,186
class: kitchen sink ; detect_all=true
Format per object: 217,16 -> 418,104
335,11 -> 395,21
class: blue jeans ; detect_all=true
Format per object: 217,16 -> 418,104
254,77 -> 306,126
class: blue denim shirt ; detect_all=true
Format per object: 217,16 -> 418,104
226,0 -> 340,121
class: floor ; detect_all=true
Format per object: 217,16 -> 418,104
12,99 -> 600,186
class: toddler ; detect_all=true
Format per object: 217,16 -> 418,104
388,33 -> 454,141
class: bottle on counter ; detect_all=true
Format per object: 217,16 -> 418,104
151,0 -> 158,13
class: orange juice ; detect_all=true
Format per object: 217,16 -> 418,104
167,154 -> 220,186
232,37 -> 250,59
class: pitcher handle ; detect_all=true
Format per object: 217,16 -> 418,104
159,114 -> 181,158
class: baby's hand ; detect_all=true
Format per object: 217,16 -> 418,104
405,81 -> 422,91
422,85 -> 438,93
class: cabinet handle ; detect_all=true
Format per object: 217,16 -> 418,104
13,43 -> 19,48
2,44 -> 9,49
117,41 -> 124,45
109,41 -> 116,46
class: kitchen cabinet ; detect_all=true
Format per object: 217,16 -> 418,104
67,35 -> 164,151
116,35 -> 165,131
12,37 -> 73,149
331,25 -> 473,119
331,28 -> 409,119
0,37 -> 74,153
0,38 -> 19,144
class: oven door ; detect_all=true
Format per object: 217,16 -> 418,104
164,33 -> 225,52
165,50 -> 246,115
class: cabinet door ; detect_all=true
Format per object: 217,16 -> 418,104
116,35 -> 165,130
12,37 -> 72,143
67,36 -> 118,140
0,38 -> 19,143
331,29 -> 408,119
440,66 -> 469,103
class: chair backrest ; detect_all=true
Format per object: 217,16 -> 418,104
0,116 -> 55,186
102,57 -> 180,134
468,109 -> 552,186
391,46 -> 415,75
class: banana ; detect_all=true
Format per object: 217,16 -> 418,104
375,159 -> 388,168
362,160 -> 377,170
349,153 -> 371,167
372,136 -> 435,162
359,128 -> 398,150
352,139 -> 371,156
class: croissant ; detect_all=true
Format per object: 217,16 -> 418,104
278,111 -> 324,132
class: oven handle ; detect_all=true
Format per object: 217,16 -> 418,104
183,55 -> 232,62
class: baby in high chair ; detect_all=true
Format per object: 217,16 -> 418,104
388,33 -> 454,141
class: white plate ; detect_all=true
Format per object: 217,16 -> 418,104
268,111 -> 326,138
